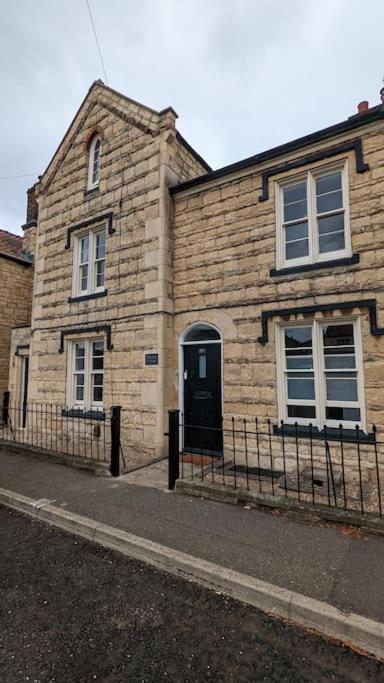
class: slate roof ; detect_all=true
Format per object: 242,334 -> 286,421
0,229 -> 32,264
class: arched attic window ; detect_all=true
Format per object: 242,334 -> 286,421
87,135 -> 101,190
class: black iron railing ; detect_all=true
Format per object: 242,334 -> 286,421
0,394 -> 122,476
167,411 -> 383,518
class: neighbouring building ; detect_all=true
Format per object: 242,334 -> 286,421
0,224 -> 34,404
7,81 -> 384,475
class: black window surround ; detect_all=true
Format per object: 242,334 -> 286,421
61,408 -> 105,421
257,298 -> 384,346
59,324 -> 113,353
15,344 -> 30,356
273,423 -> 374,443
258,138 -> 369,202
68,290 -> 108,304
65,212 -> 114,250
270,254 -> 359,278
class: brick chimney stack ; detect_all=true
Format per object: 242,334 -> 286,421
22,184 -> 38,258
357,100 -> 369,114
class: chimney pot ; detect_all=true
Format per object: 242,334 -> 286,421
357,100 -> 369,114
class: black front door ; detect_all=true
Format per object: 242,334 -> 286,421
183,343 -> 222,455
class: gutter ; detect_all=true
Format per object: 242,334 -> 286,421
0,251 -> 33,267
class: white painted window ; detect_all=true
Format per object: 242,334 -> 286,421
88,136 -> 101,190
276,318 -> 365,430
73,228 -> 106,297
276,163 -> 351,269
67,339 -> 104,411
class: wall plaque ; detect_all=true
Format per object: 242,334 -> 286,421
145,353 -> 159,366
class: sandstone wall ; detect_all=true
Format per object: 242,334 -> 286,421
0,259 -> 33,399
18,83 -> 207,469
173,120 -> 384,444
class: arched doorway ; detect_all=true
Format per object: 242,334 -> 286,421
179,322 -> 223,455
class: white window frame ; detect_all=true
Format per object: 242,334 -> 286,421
66,337 -> 104,412
72,226 -> 106,298
276,317 -> 366,431
275,161 -> 351,270
87,135 -> 101,190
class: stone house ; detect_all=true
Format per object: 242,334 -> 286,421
7,82 -> 384,472
0,226 -> 34,405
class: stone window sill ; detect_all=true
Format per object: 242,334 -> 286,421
273,423 -> 374,443
270,254 -> 359,278
84,187 -> 100,199
68,290 -> 107,303
62,409 -> 105,421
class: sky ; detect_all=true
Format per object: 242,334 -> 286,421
0,0 -> 383,235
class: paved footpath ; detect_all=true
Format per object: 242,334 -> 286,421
1,449 -> 384,625
2,506 -> 383,682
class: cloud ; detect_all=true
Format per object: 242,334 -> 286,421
0,0 -> 383,233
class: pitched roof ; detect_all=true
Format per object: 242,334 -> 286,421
171,104 -> 384,195
0,229 -> 32,264
37,80 -> 211,194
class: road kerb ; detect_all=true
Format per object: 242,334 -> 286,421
1,485 -> 384,661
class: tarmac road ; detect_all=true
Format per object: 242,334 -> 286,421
1,506 -> 383,682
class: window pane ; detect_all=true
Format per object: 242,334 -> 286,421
316,172 -> 341,196
287,375 -> 315,400
318,213 -> 344,235
80,236 -> 89,264
285,327 -> 312,349
96,260 -> 105,288
326,375 -> 358,401
286,356 -> 313,369
284,200 -> 307,223
286,239 -> 309,260
81,264 -> 88,291
198,349 -> 207,378
92,356 -> 104,370
93,386 -> 103,402
76,372 -> 84,402
326,407 -> 361,422
96,232 -> 105,259
92,373 -> 104,386
324,355 -> 356,369
283,182 -> 307,222
92,342 -> 104,370
75,356 -> 85,371
316,190 -> 343,214
319,232 -> 345,254
288,405 -> 316,419
184,324 -> 220,342
285,222 -> 308,242
284,182 -> 307,204
92,140 -> 101,185
323,325 -> 354,347
76,342 -> 85,356
324,346 -> 354,356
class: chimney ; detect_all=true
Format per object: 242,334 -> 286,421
22,184 -> 38,258
26,185 -> 38,225
357,100 -> 369,114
